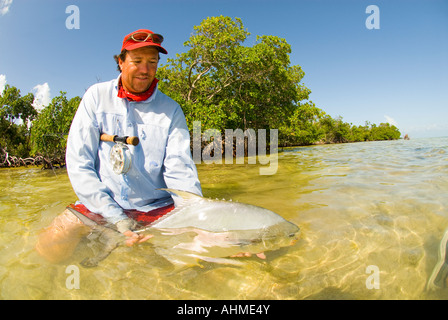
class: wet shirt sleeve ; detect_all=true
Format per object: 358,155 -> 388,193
163,106 -> 203,197
65,87 -> 127,224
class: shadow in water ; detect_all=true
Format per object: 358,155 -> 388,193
305,286 -> 358,300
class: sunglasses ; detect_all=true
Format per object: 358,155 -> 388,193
127,32 -> 164,44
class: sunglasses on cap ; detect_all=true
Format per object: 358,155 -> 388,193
126,31 -> 164,44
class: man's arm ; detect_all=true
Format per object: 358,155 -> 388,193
66,88 -> 128,225
162,106 -> 202,196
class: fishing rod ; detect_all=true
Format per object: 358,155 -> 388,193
100,133 -> 139,175
100,133 -> 139,146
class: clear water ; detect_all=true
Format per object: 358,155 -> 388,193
1,137 -> 447,299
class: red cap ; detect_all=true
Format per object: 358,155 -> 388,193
121,29 -> 168,54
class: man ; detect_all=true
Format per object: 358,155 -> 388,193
36,29 -> 202,262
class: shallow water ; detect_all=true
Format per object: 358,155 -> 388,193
1,137 -> 447,299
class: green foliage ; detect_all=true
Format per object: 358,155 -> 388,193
319,115 -> 352,143
368,122 -> 401,141
0,85 -> 36,157
318,117 -> 401,144
2,16 -> 401,167
158,15 -> 400,146
278,102 -> 325,146
30,92 -> 80,158
158,16 -> 311,134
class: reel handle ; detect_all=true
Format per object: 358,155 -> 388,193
100,133 -> 139,146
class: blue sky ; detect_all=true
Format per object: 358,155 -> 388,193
0,0 -> 447,138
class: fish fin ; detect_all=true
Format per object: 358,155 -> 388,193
158,188 -> 203,202
186,254 -> 245,266
154,249 -> 244,268
66,206 -> 99,229
66,207 -> 123,268
66,207 -> 119,233
80,227 -> 122,268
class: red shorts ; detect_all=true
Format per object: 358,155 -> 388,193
68,203 -> 175,227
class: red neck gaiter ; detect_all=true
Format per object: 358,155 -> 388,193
117,78 -> 159,102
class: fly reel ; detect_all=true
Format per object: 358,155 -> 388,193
110,142 -> 131,174
100,133 -> 139,175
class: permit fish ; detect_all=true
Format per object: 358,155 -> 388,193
69,189 -> 300,268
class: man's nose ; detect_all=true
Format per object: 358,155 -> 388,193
138,62 -> 150,74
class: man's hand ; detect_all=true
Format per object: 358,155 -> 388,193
122,230 -> 153,247
115,218 -> 152,246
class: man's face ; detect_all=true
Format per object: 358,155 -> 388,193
119,46 -> 159,94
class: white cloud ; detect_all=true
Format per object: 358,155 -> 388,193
0,0 -> 13,15
32,83 -> 51,112
384,115 -> 398,127
0,74 -> 6,95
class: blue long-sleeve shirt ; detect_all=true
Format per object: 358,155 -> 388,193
66,76 -> 202,224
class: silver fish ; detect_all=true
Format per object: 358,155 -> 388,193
140,189 -> 300,266
69,189 -> 300,267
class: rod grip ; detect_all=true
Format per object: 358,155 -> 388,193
100,133 -> 139,146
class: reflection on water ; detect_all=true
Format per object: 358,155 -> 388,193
1,137 -> 447,299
